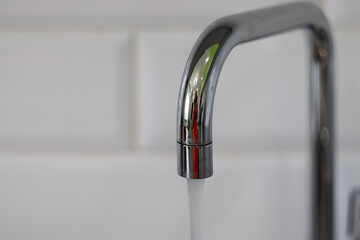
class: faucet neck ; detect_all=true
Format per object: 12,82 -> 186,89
177,2 -> 334,240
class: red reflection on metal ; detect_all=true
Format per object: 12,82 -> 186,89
193,147 -> 199,179
192,99 -> 199,179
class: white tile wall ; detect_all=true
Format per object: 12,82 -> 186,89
136,30 -> 200,150
0,151 -> 357,240
0,0 -> 300,16
337,151 -> 360,240
0,0 -> 358,151
0,153 -> 189,240
0,0 -> 344,149
0,31 -> 129,149
213,31 -> 308,150
325,0 -> 360,29
0,1 -> 359,240
336,30 -> 360,149
0,0 -> 320,27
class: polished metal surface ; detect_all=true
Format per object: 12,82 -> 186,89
176,2 -> 334,240
177,143 -> 213,179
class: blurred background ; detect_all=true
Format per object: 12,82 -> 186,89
0,0 -> 359,239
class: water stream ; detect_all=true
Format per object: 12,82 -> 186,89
187,179 -> 205,240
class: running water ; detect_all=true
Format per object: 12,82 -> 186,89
187,179 -> 205,240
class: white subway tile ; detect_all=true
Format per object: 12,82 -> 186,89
0,31 -> 129,149
0,0 -> 320,27
336,151 -> 360,240
325,0 -> 360,29
136,30 -> 200,150
213,31 -> 308,150
136,30 -> 309,150
336,30 -> 360,148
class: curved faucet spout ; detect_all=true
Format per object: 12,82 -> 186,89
176,2 -> 334,240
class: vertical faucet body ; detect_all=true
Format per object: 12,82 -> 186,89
176,2 -> 334,240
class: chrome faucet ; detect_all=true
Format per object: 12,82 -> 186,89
176,2 -> 334,240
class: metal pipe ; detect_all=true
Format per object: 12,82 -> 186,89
176,2 -> 334,240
